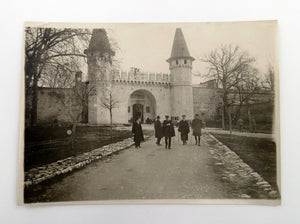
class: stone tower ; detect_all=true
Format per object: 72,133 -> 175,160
167,28 -> 195,120
85,29 -> 115,124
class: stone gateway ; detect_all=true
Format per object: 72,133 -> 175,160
31,28 -> 274,128
86,28 -> 195,124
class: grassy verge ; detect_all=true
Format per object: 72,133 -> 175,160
25,125 -> 152,170
211,133 -> 278,189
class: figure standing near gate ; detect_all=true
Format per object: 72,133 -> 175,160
191,114 -> 202,146
162,115 -> 175,149
178,115 -> 190,145
154,116 -> 163,145
132,115 -> 144,148
237,117 -> 244,133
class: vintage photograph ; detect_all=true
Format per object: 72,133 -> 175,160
20,21 -> 280,204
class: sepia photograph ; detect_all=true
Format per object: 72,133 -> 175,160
20,21 -> 280,205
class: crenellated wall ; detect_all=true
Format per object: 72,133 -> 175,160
112,70 -> 170,84
30,74 -> 274,128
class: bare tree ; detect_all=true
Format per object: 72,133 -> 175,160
235,67 -> 260,132
63,75 -> 95,149
100,89 -> 119,140
25,27 -> 91,126
202,45 -> 255,130
38,57 -> 82,88
263,64 -> 275,91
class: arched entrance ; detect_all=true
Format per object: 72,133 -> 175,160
128,89 -> 156,123
132,103 -> 144,123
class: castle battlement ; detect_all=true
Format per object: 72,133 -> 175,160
112,70 -> 170,85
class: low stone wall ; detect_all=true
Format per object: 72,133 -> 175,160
203,132 -> 280,199
24,136 -> 147,188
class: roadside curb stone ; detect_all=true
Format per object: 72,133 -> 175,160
24,136 -> 149,188
203,132 -> 280,199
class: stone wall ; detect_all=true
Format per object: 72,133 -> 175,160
28,82 -> 274,128
26,87 -> 83,125
229,92 -> 274,131
192,85 -> 220,121
192,85 -> 275,130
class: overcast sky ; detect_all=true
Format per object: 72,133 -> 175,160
89,21 -> 277,84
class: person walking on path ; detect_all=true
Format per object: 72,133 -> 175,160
237,118 -> 244,133
132,116 -> 144,148
191,114 -> 203,146
154,116 -> 163,145
162,115 -> 175,149
178,115 -> 190,145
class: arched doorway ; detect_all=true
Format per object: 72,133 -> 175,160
132,103 -> 144,123
128,89 -> 156,123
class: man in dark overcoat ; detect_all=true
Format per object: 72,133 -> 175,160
162,115 -> 175,149
154,116 -> 163,145
178,115 -> 190,145
132,116 -> 144,148
191,114 -> 203,146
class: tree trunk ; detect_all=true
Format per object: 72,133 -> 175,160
221,105 -> 225,130
221,98 -> 226,130
71,122 -> 77,149
82,101 -> 88,123
237,101 -> 242,118
110,109 -> 113,141
30,76 -> 38,126
228,106 -> 232,135
247,105 -> 252,132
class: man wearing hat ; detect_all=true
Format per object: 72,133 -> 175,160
191,114 -> 203,146
154,116 -> 163,145
178,115 -> 190,145
162,115 -> 175,149
132,115 -> 144,148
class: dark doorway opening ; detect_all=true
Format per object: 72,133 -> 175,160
133,103 -> 144,123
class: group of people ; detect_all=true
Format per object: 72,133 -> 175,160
154,115 -> 175,149
131,113 -> 203,149
177,114 -> 203,146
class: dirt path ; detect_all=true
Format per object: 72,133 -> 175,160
25,133 -> 239,203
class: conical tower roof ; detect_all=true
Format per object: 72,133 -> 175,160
167,28 -> 194,62
86,29 -> 115,55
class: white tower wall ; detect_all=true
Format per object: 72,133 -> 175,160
168,28 -> 195,121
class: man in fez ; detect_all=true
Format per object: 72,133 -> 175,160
154,116 -> 163,145
132,114 -> 144,148
191,114 -> 203,146
162,115 -> 175,149
178,115 -> 190,145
